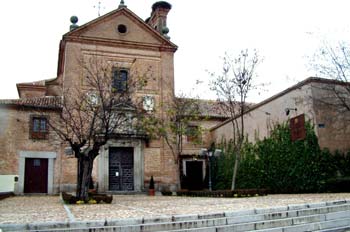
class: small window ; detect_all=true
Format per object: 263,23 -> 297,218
186,125 -> 200,142
117,24 -> 127,34
33,159 -> 41,167
30,116 -> 48,139
112,68 -> 128,92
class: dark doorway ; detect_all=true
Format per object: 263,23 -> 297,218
109,147 -> 134,191
24,158 -> 48,193
186,161 -> 203,190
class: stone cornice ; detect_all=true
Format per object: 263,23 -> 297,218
16,84 -> 46,90
16,84 -> 46,98
63,35 -> 177,52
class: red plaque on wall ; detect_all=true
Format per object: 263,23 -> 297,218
290,114 -> 306,141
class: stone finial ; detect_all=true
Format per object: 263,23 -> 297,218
118,0 -> 127,9
162,26 -> 170,39
70,16 -> 79,31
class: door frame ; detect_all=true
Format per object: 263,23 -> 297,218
17,151 -> 56,194
182,158 -> 206,181
98,139 -> 144,192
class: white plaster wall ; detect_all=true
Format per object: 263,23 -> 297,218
212,83 -> 316,143
0,175 -> 17,192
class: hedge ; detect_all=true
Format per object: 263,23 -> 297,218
212,122 -> 349,193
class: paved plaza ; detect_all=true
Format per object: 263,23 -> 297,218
1,193 -> 350,225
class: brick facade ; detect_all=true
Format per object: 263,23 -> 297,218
0,2 -> 226,194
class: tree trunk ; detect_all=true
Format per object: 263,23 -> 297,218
176,153 -> 182,190
76,154 -> 94,201
231,100 -> 245,191
231,150 -> 240,190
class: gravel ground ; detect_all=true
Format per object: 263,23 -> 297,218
1,193 -> 350,224
0,196 -> 68,224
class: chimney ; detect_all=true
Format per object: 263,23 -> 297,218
148,1 -> 172,38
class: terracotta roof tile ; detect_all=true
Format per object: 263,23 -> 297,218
176,98 -> 229,119
0,96 -> 62,109
196,99 -> 228,118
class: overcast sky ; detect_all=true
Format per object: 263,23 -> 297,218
0,0 -> 349,102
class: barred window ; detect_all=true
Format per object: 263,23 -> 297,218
30,116 -> 48,139
186,125 -> 200,142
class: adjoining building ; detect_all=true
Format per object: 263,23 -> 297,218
210,77 -> 350,153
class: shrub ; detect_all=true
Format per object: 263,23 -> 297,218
161,191 -> 173,196
61,192 -> 113,204
176,189 -> 268,198
324,177 -> 350,192
213,122 -> 339,193
149,176 -> 155,189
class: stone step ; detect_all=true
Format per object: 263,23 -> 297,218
155,218 -> 350,232
254,218 -> 350,232
42,206 -> 350,231
39,209 -> 350,231
2,200 -> 350,232
317,226 -> 350,232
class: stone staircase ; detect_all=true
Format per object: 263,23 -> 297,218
2,200 -> 350,232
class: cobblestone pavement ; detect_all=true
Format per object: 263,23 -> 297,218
1,193 -> 350,224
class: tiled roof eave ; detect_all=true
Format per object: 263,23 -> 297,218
0,97 -> 62,110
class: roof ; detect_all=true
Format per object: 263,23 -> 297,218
0,96 -> 62,109
210,76 -> 350,131
63,6 -> 177,49
57,5 -> 177,77
197,99 -> 228,119
176,98 -> 228,119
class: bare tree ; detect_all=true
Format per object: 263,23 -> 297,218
50,56 -> 147,201
141,93 -> 202,188
164,95 -> 203,163
209,49 -> 260,190
310,41 -> 350,116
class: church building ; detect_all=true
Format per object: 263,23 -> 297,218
0,1 -> 226,194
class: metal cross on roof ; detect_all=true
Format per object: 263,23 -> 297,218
94,1 -> 105,16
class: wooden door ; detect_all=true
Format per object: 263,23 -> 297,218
186,161 -> 203,190
109,147 -> 134,191
24,158 -> 48,193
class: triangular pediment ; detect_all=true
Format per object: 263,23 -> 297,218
64,7 -> 177,49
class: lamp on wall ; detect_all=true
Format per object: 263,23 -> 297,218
285,108 -> 297,116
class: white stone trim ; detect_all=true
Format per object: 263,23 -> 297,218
98,139 -> 144,192
182,158 -> 206,181
17,151 -> 57,194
